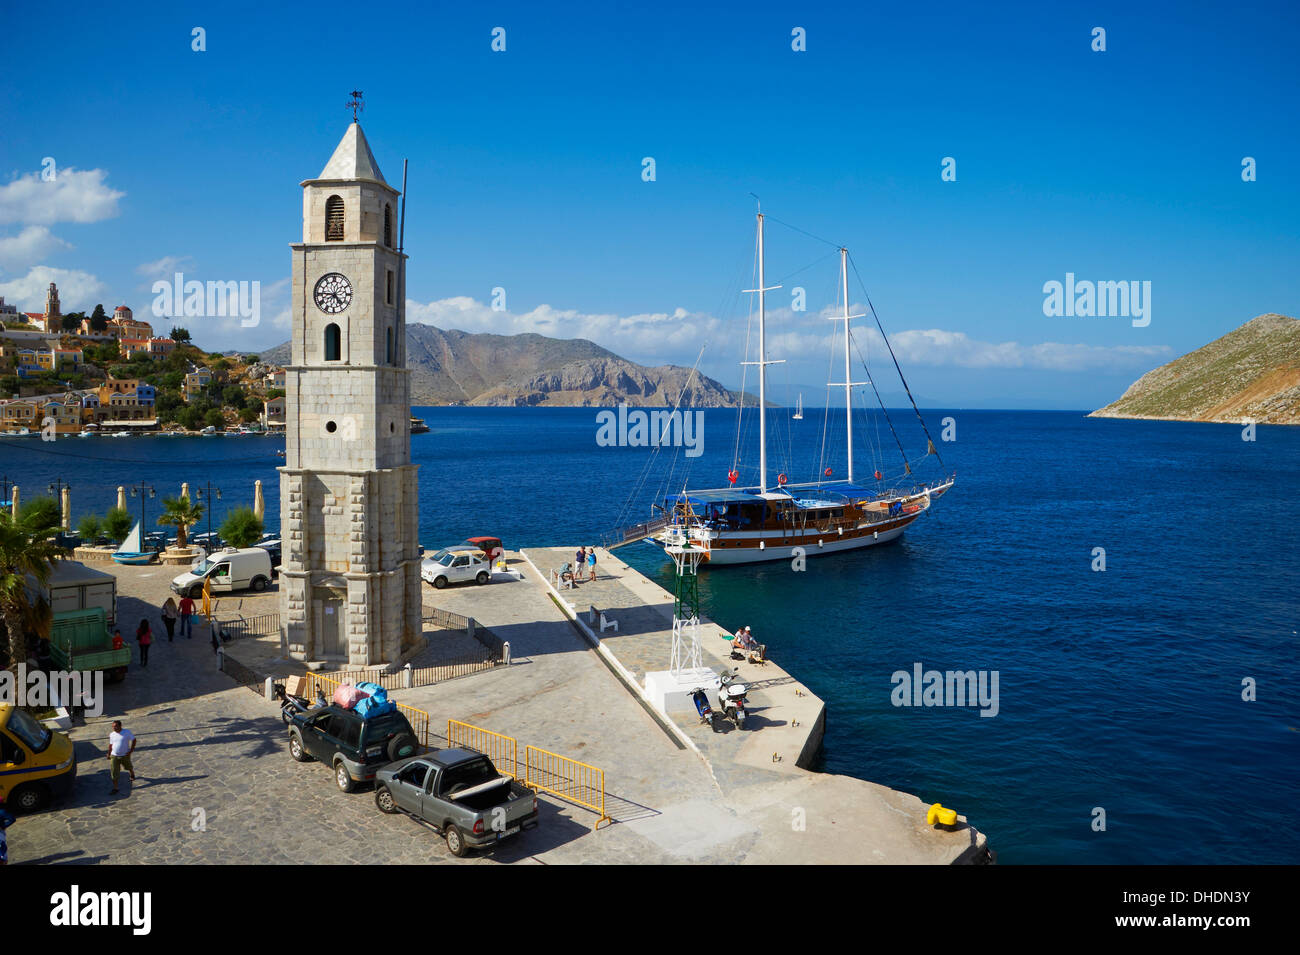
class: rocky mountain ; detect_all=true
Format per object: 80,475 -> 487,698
1090,313 -> 1300,425
260,324 -> 749,407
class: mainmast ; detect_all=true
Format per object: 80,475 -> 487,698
830,247 -> 866,483
743,211 -> 782,494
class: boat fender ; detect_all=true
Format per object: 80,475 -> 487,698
874,470 -> 882,481
926,803 -> 958,827
727,470 -> 738,485
817,539 -> 823,547
758,540 -> 765,550
838,526 -> 843,536
873,531 -> 878,540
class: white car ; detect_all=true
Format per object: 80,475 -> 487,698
421,548 -> 491,589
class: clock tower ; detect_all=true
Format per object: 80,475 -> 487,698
279,121 -> 422,665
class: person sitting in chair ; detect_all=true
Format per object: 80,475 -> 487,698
559,561 -> 576,585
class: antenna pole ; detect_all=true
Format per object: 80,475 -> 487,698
398,159 -> 408,337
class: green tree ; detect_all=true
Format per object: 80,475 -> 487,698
77,513 -> 103,541
204,408 -> 225,429
239,405 -> 261,423
61,311 -> 85,332
90,304 -> 108,332
157,496 -> 203,550
0,505 -> 66,669
170,326 -> 192,343
219,507 -> 263,549
222,384 -> 246,409
19,496 -> 62,530
104,507 -> 133,544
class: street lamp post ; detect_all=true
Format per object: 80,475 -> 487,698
194,481 -> 223,549
128,482 -> 155,539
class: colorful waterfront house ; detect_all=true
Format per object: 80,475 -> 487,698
80,392 -> 101,415
1,398 -> 39,432
98,377 -> 140,401
41,396 -> 83,434
184,367 -> 212,402
265,368 -> 286,389
262,395 -> 286,430
135,383 -> 156,406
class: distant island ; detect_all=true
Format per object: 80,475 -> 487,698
262,325 -> 752,407
1091,313 -> 1300,425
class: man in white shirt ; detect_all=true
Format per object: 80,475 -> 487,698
107,720 -> 137,795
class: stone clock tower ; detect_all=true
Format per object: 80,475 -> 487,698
279,121 -> 421,665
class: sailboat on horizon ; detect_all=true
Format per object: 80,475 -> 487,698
606,211 -> 954,566
792,393 -> 803,419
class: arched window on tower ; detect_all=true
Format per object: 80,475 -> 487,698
386,327 -> 393,364
325,195 -> 345,241
384,204 -> 393,248
324,323 -> 341,361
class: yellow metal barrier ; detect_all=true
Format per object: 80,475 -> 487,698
447,719 -> 520,779
304,672 -> 431,749
524,745 -> 611,830
445,721 -> 611,830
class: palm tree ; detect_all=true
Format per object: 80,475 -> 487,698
157,496 -> 204,550
0,507 -> 67,670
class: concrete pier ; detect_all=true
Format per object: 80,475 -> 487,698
12,556 -> 989,865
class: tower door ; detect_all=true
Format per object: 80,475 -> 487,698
314,589 -> 347,659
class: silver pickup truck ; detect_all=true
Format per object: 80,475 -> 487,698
374,749 -> 539,856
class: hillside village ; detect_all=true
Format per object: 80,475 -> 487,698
0,282 -> 287,435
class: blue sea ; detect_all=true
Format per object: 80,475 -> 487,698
3,407 -> 1297,864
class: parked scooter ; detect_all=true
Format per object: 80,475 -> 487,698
272,682 -> 326,725
716,668 -> 750,728
691,687 -> 721,732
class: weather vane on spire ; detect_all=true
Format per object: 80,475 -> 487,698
346,90 -> 364,122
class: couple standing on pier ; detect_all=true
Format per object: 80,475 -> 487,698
576,546 -> 597,582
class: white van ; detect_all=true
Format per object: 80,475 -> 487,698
171,547 -> 274,598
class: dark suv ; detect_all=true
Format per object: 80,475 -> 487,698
287,705 -> 419,792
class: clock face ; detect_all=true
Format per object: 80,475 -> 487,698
313,273 -> 352,314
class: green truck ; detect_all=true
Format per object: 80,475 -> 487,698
47,608 -> 131,683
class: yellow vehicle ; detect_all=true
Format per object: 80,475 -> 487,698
0,704 -> 77,812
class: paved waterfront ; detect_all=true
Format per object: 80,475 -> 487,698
9,558 -> 987,865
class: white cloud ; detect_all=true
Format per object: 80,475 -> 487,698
0,167 -> 124,226
0,265 -> 105,311
0,226 -> 72,271
406,295 -> 1171,374
136,255 -> 194,280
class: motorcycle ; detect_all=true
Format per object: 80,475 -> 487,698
716,668 -> 750,728
272,682 -> 326,725
691,687 -> 720,732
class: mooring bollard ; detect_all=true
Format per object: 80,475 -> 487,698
502,641 -> 511,666
403,662 -> 413,688
264,677 -> 274,700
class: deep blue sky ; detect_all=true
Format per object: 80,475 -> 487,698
3,0 -> 1297,408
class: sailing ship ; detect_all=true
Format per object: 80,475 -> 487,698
112,521 -> 157,565
608,212 -> 954,566
792,394 -> 803,419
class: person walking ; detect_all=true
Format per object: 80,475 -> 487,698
178,594 -> 195,638
161,597 -> 179,642
587,547 -> 597,581
107,720 -> 137,795
135,618 -> 154,668
0,797 -> 14,865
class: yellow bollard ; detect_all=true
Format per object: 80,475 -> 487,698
926,803 -> 958,827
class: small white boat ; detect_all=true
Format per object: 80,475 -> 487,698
113,431 -> 131,438
113,521 -> 156,565
78,430 -> 94,438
